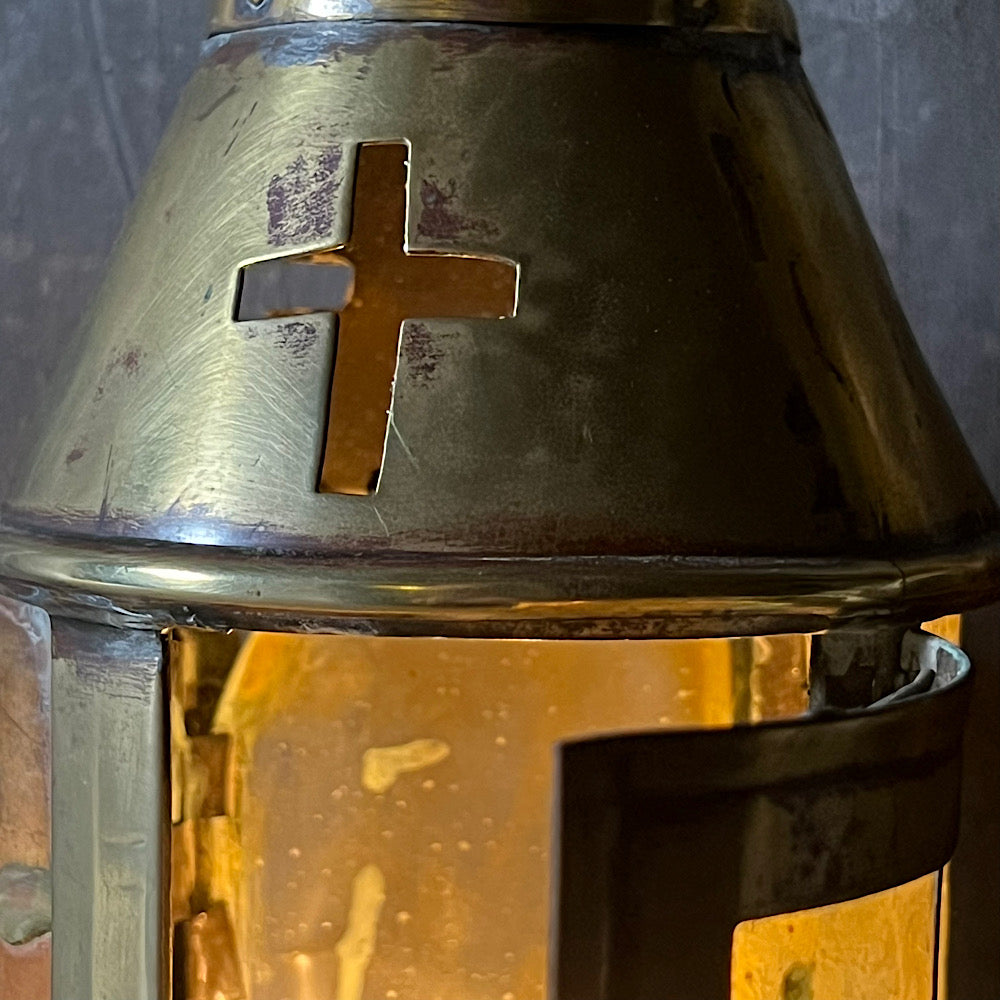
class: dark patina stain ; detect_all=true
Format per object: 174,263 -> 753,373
403,322 -> 445,385
273,321 -> 318,362
721,72 -> 741,119
417,177 -> 500,243
242,320 -> 318,368
65,447 -> 87,465
114,347 -> 143,375
788,261 -> 848,387
784,388 -> 851,524
267,145 -> 344,248
194,84 -> 239,122
710,131 -> 766,261
782,962 -> 814,1000
784,388 -> 822,447
93,346 -> 144,400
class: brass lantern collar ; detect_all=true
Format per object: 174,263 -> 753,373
209,0 -> 801,46
1,523 -> 999,638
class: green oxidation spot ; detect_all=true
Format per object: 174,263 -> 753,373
0,864 -> 52,945
782,962 -> 814,1000
204,284 -> 214,302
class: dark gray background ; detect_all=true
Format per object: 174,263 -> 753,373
1,0 -> 997,994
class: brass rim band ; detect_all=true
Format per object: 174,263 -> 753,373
209,0 -> 800,46
0,527 -> 996,637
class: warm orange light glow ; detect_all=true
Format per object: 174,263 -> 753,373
923,614 -> 962,645
732,873 -> 941,1000
171,631 -> 810,999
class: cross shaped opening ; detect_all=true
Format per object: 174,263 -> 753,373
235,141 -> 519,497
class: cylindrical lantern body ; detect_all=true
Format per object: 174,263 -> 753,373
0,2 -> 996,999
0,604 -> 974,1000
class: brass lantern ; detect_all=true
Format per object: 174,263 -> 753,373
0,2 -> 997,999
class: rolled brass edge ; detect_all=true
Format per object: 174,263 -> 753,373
208,0 -> 800,48
1,526 -> 997,637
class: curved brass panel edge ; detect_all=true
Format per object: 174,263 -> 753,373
1,527 -> 997,637
208,0 -> 800,47
558,632 -> 970,996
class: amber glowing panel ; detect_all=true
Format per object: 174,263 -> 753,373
171,632 -> 810,1000
732,873 -> 941,1000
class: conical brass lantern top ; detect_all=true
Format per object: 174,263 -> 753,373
0,1 -> 996,637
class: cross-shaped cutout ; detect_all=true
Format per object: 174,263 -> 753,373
236,142 -> 519,496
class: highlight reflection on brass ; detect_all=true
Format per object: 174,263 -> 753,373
242,141 -> 519,497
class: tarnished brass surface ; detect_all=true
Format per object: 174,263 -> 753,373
209,0 -> 801,43
3,21 -> 998,634
51,620 -> 166,1000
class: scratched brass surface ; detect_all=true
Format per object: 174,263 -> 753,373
50,620 -> 166,1000
2,20 -> 998,634
209,0 -> 801,41
170,628 -> 809,1000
